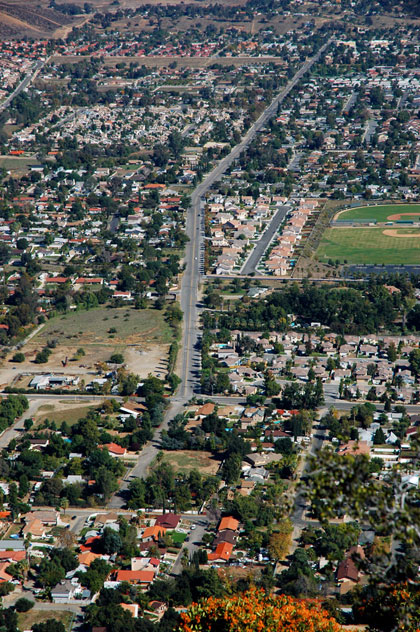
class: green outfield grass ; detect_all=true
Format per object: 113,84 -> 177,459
317,227 -> 420,264
334,203 -> 420,223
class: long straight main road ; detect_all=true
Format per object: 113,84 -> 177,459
0,60 -> 45,112
108,39 -> 334,508
179,38 -> 334,401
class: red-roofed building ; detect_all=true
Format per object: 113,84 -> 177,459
218,516 -> 239,532
101,442 -> 126,457
45,277 -> 69,284
115,570 -> 155,586
155,514 -> 180,529
208,542 -> 233,562
80,536 -> 101,552
75,277 -> 104,285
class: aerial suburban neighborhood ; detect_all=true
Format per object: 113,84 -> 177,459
0,0 -> 418,631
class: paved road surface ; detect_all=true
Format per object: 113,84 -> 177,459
179,38 -> 333,402
363,119 -> 378,144
108,399 -> 185,509
342,90 -> 358,114
0,60 -> 45,111
171,519 -> 209,575
241,205 -> 290,275
291,416 -> 328,528
48,40 -> 334,510
0,399 -> 43,449
288,152 -> 304,172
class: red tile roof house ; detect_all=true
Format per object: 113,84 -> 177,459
114,570 -> 155,588
208,542 -> 233,563
45,277 -> 70,284
74,277 -> 104,286
155,514 -> 180,529
336,546 -> 365,595
218,517 -> 239,532
100,443 -> 127,457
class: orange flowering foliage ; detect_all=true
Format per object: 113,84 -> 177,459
179,588 -> 341,632
354,582 -> 420,632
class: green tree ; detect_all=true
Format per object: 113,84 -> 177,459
221,453 -> 242,484
32,619 -> 66,632
373,427 -> 386,445
95,467 -> 118,501
409,349 -> 420,377
14,597 -> 34,612
101,527 -> 122,555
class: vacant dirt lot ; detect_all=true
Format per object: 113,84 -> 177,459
51,54 -> 285,68
0,307 -> 173,387
33,401 -> 98,426
162,450 -> 221,475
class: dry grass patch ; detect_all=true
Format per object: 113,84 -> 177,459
18,609 -> 73,631
34,402 -> 97,427
161,450 -> 221,475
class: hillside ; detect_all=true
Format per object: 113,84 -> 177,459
0,1 -> 77,38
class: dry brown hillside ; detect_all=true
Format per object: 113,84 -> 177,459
0,1 -> 79,38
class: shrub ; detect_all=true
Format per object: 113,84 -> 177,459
109,353 -> 124,364
12,353 -> 25,363
34,348 -> 52,364
15,597 -> 34,612
179,588 -> 341,632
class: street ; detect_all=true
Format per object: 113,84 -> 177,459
109,39 -> 336,506
0,60 -> 45,111
179,38 -> 334,401
241,206 -> 290,275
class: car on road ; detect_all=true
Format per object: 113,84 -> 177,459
190,524 -> 196,530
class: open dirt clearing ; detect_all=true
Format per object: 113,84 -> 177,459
161,450 -> 221,475
33,401 -> 98,426
0,307 -> 173,387
51,54 -> 285,68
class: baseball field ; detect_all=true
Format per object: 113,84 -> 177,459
316,204 -> 420,264
317,226 -> 420,264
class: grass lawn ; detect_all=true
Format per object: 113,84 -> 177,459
335,203 -> 420,223
19,610 -> 73,631
34,403 -> 96,427
0,156 -> 38,171
3,523 -> 21,539
316,227 -> 420,264
161,450 -> 220,475
36,306 -> 173,346
172,531 -> 187,544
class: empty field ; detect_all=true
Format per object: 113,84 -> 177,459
34,402 -> 97,427
0,155 -> 38,171
161,450 -> 220,475
36,307 -> 172,345
18,610 -> 73,631
317,227 -> 420,264
334,203 -> 420,223
2,307 -> 173,384
51,54 -> 285,68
